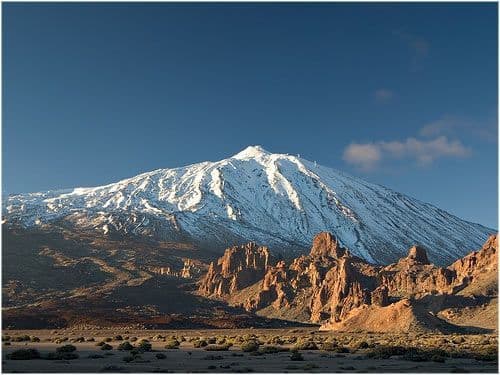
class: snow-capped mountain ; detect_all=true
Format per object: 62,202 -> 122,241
3,145 -> 494,264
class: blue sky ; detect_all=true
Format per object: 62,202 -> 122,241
3,3 -> 498,228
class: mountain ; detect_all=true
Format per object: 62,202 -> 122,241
199,232 -> 498,333
3,145 -> 494,264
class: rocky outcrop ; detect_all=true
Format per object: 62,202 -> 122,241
198,242 -> 272,297
199,232 -> 498,333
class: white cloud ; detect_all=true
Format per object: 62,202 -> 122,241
420,114 -> 497,142
342,143 -> 382,171
343,136 -> 471,171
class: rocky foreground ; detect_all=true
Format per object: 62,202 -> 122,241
199,233 -> 498,333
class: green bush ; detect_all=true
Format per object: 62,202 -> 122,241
56,344 -> 77,353
101,344 -> 113,351
114,335 -> 123,341
193,340 -> 208,348
259,346 -> 289,354
138,341 -> 152,352
356,341 -> 369,349
117,341 -> 134,351
367,346 -> 407,359
96,341 -> 106,347
165,339 -> 180,349
44,352 -> 79,360
240,340 -> 259,352
7,349 -> 41,360
205,344 -> 231,351
320,341 -> 338,351
294,341 -> 318,350
12,335 -> 31,342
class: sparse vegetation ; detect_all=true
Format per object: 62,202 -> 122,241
240,340 -> 260,352
117,341 -> 134,351
6,349 -> 41,360
56,344 -> 77,353
205,344 -> 231,351
290,350 -> 304,361
100,343 -> 113,351
193,339 -> 208,348
294,340 -> 318,350
165,338 -> 180,349
137,340 -> 152,352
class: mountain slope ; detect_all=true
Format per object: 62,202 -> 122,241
3,145 -> 494,264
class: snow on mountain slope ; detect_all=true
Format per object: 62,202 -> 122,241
3,145 -> 494,264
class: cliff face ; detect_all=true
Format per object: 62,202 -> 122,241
198,232 -> 498,333
198,242 -> 272,297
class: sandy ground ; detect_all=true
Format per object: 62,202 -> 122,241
2,329 -> 498,373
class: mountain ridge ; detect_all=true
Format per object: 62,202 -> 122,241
3,145 -> 494,264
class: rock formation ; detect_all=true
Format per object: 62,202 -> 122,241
198,242 -> 272,297
199,232 -> 498,333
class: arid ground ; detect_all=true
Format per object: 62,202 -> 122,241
2,328 -> 498,373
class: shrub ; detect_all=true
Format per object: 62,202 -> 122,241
290,351 -> 304,361
101,344 -> 113,351
114,335 -> 123,341
207,337 -> 217,344
96,341 -> 106,346
356,341 -> 369,349
474,346 -> 498,362
367,346 -> 407,359
104,337 -> 113,342
165,339 -> 180,349
12,335 -> 31,342
129,337 -> 138,342
137,341 -> 152,352
30,336 -> 41,342
205,344 -> 231,351
320,341 -> 338,351
156,353 -> 167,359
240,340 -> 259,352
118,341 -> 134,351
56,344 -> 77,353
294,341 -> 318,350
7,349 -> 41,360
193,340 -> 208,348
259,346 -> 289,354
45,352 -> 79,360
